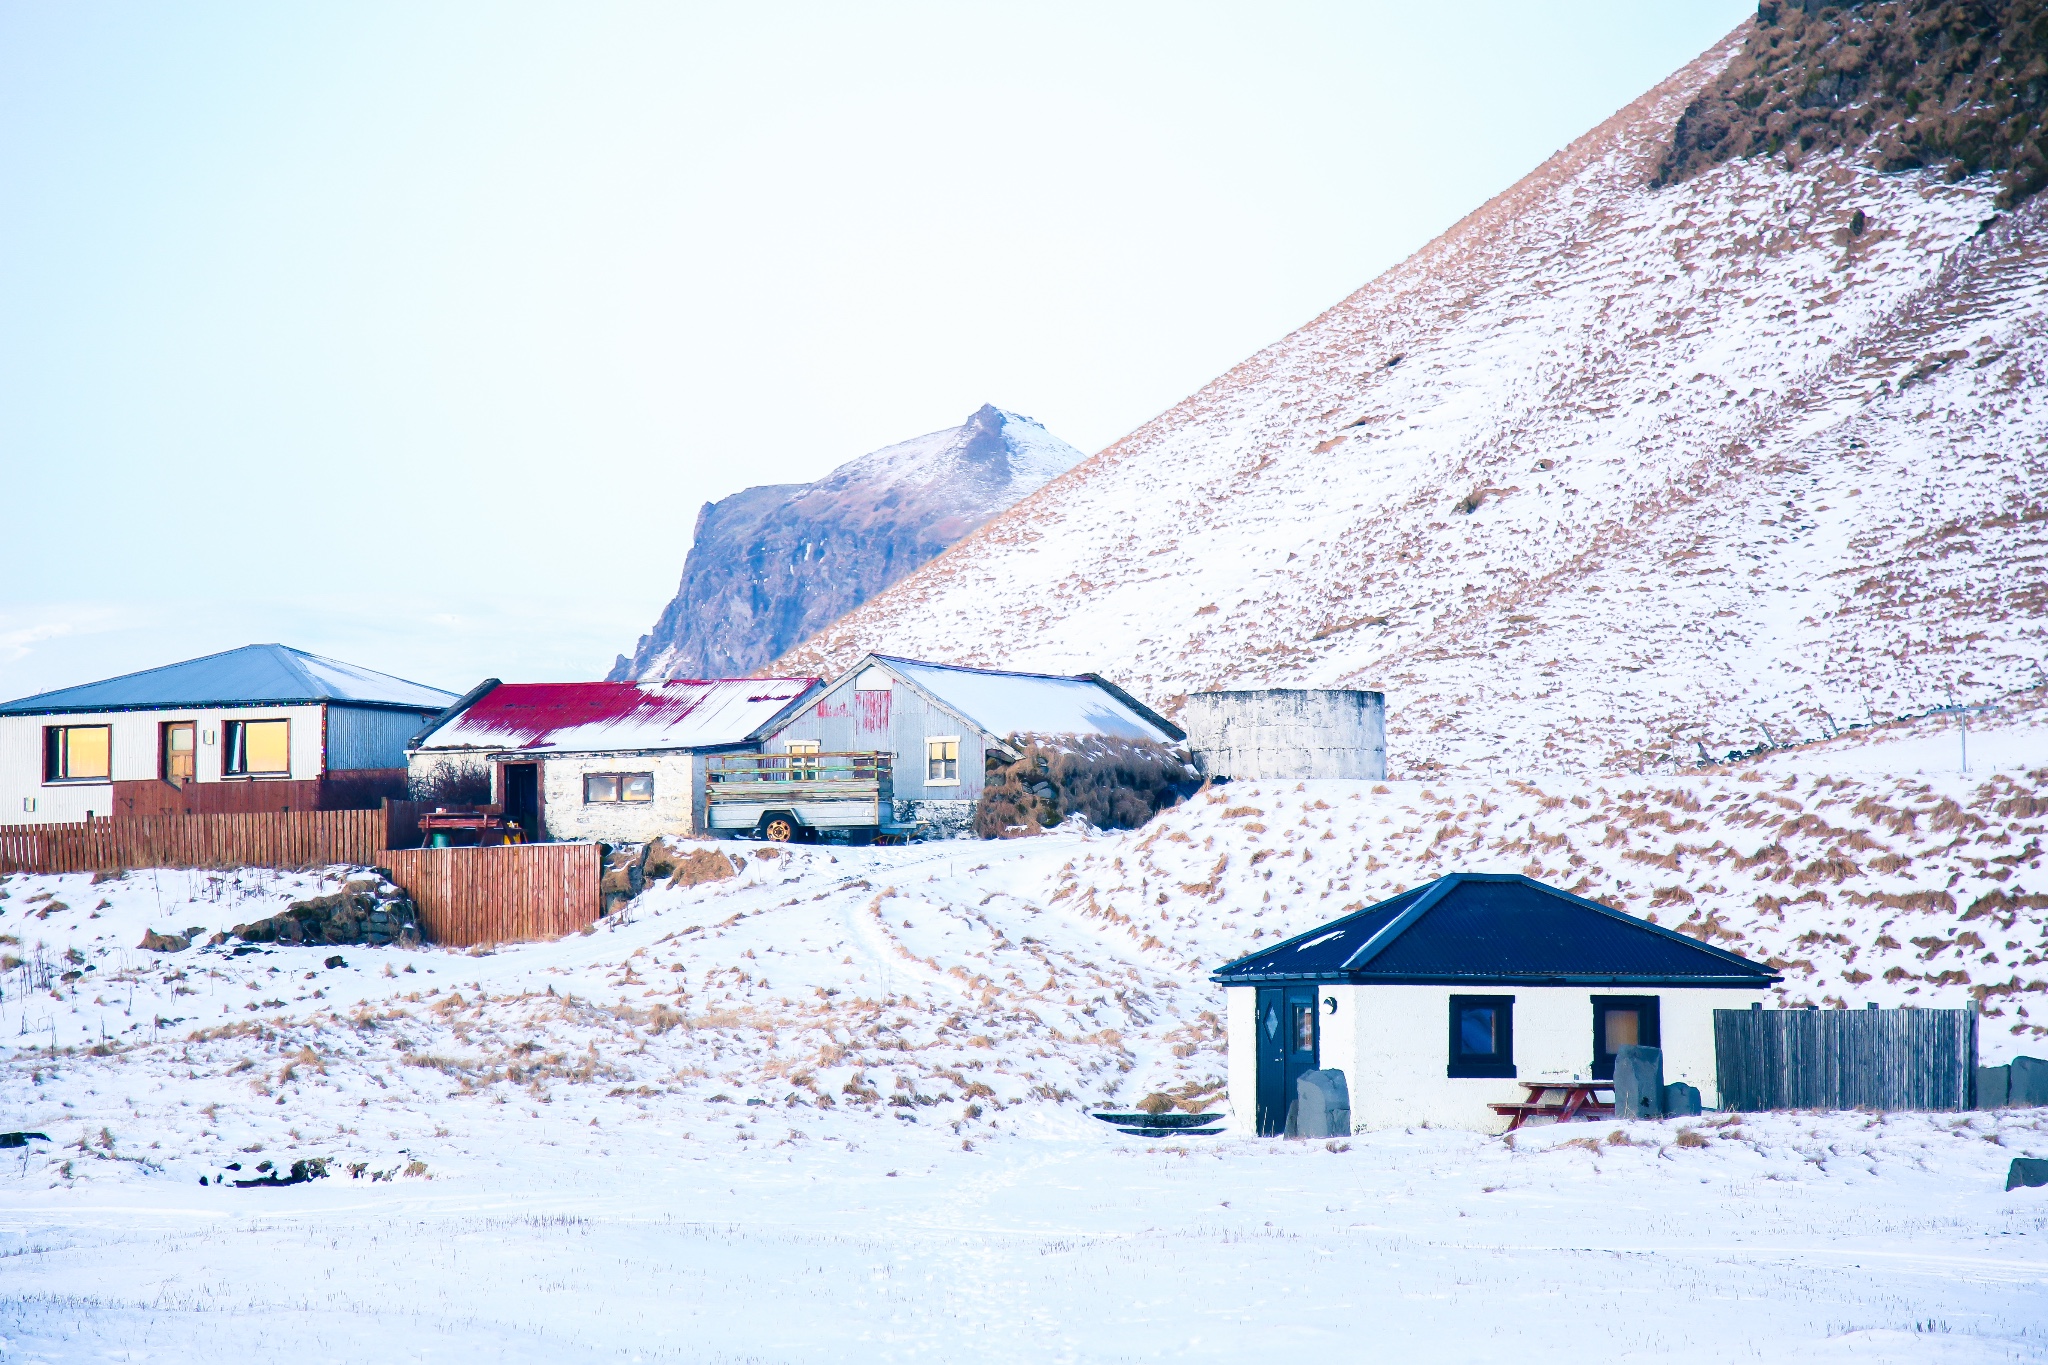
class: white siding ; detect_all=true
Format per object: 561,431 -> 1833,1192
766,666 -> 989,802
0,704 -> 325,824
1230,981 -> 1752,1135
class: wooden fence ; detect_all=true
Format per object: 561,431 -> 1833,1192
1714,1006 -> 1978,1112
0,810 -> 385,875
382,843 -> 602,947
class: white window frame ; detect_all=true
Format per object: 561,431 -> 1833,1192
925,735 -> 961,786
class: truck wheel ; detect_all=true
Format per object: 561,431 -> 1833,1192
760,814 -> 798,842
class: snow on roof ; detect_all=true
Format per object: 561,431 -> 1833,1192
878,656 -> 1177,744
0,644 -> 458,715
414,678 -> 822,754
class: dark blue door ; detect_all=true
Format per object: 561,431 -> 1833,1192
1254,985 -> 1320,1135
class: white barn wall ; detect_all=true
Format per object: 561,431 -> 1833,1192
1,704 -> 325,824
1313,982 -> 1744,1133
537,753 -> 700,844
1182,690 -> 1386,782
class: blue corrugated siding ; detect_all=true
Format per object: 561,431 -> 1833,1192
327,706 -> 436,771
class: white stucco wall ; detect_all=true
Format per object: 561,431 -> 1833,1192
1,704 -> 326,824
535,753 -> 700,844
1228,982 -> 1754,1134
1225,986 -> 1259,1134
1181,689 -> 1386,782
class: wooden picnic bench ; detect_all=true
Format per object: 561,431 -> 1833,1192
1489,1080 -> 1615,1132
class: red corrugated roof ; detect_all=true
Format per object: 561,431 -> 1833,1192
415,678 -> 820,753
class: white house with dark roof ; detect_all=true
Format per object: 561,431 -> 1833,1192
0,644 -> 458,823
1212,872 -> 1780,1135
756,653 -> 1183,834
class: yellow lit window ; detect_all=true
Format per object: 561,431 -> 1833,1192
44,725 -> 111,781
225,720 -> 290,775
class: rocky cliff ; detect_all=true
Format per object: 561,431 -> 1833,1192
610,405 -> 1084,681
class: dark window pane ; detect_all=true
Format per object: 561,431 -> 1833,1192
621,774 -> 654,802
1459,1007 -> 1497,1057
585,774 -> 619,803
1293,1004 -> 1315,1052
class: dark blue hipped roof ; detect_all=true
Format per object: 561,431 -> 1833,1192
1211,873 -> 1778,988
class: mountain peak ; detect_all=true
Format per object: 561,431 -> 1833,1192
610,407 -> 1086,681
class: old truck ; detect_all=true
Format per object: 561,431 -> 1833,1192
704,751 -> 918,842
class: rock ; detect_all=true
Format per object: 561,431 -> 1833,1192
324,955 -> 348,969
0,1131 -> 51,1148
139,928 -> 191,953
667,848 -> 738,889
1286,1069 -> 1351,1139
599,868 -> 635,897
2007,1158 -> 2048,1192
611,406 -> 1086,681
1662,1082 -> 1702,1117
1978,1065 -> 2011,1109
233,873 -> 424,950
2009,1056 -> 2048,1107
1614,1046 -> 1665,1120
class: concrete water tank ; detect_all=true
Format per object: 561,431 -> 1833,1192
1180,689 -> 1386,782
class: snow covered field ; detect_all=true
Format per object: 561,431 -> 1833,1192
3,748 -> 2045,1360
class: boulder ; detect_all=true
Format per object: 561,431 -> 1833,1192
668,848 -> 738,889
2010,1056 -> 2048,1107
138,928 -> 190,953
1286,1069 -> 1352,1139
1662,1081 -> 1703,1117
2006,1158 -> 2048,1192
1613,1045 -> 1665,1119
1977,1065 -> 2011,1109
233,875 -> 423,949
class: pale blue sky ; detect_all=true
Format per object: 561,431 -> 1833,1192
0,2 -> 1752,700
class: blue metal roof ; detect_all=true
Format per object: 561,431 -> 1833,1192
0,645 -> 458,716
1211,873 -> 1779,988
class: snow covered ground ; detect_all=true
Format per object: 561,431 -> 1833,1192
3,746 -> 2046,1360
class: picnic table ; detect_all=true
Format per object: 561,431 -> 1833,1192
418,810 -> 523,847
1489,1080 -> 1615,1132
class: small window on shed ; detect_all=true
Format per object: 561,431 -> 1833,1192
1447,995 -> 1515,1079
926,737 -> 959,784
584,773 -> 653,804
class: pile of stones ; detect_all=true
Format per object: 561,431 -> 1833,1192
230,873 -> 423,948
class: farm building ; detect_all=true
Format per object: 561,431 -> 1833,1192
1179,688 -> 1386,782
0,644 -> 457,824
405,677 -> 822,842
1212,872 -> 1779,1135
755,654 -> 1184,836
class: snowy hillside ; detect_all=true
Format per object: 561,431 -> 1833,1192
612,405 -> 1085,681
780,25 -> 2048,775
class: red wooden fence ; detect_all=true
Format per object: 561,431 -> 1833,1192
382,843 -> 602,947
0,810 -> 385,874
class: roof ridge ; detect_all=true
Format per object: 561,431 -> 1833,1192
267,644 -> 326,698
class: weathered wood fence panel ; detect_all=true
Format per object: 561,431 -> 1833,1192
0,811 -> 385,874
1714,1007 -> 1978,1112
382,844 -> 601,947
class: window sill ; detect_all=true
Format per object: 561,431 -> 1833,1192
1447,1062 -> 1518,1079
41,778 -> 112,787
923,780 -> 961,788
220,773 -> 294,781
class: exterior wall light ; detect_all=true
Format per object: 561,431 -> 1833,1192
1324,995 -> 1338,1014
